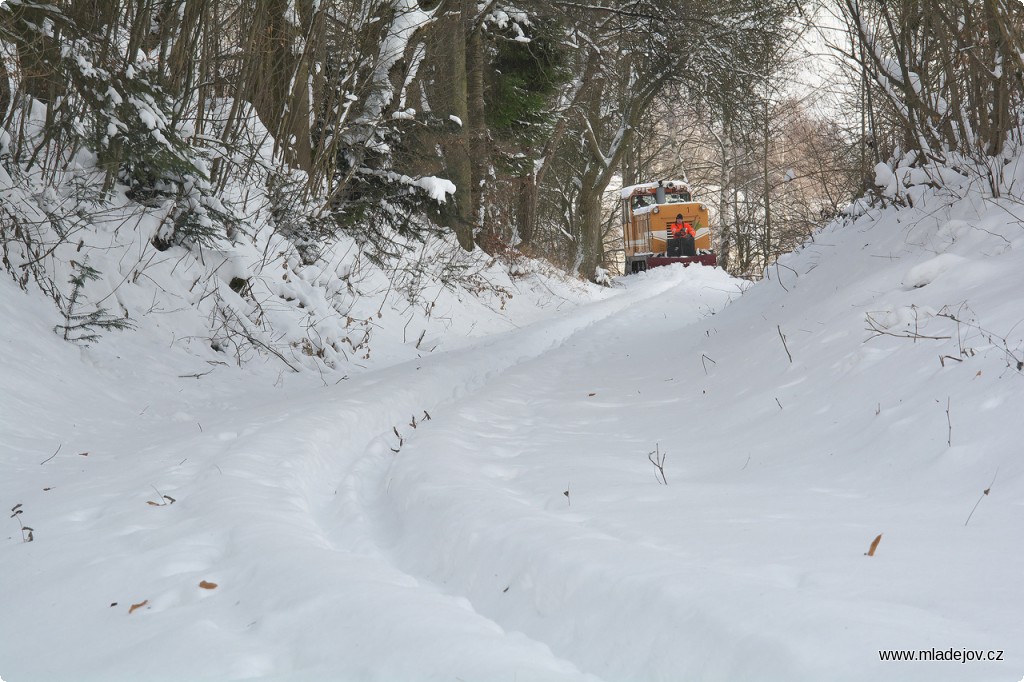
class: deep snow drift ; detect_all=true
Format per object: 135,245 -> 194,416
2,174 -> 1023,681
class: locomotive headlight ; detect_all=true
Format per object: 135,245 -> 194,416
653,206 -> 660,214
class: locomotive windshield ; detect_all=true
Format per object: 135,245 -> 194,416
631,191 -> 691,209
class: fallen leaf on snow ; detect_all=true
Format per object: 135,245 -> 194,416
865,533 -> 883,557
128,600 -> 149,614
199,581 -> 218,590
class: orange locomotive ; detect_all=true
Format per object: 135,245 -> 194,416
620,180 -> 717,273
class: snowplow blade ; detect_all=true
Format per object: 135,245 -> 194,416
646,254 -> 718,268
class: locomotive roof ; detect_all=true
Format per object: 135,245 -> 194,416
619,180 -> 690,199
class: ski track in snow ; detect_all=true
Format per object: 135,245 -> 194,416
327,267 -> 743,681
350,269 -> 756,682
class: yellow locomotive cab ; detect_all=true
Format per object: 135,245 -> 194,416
621,180 -> 717,273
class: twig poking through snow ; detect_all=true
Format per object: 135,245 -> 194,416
648,444 -> 668,485
701,354 -> 716,375
39,444 -> 62,465
10,504 -> 34,542
146,485 -> 176,506
777,325 -> 793,363
965,469 -> 999,527
946,397 -> 952,447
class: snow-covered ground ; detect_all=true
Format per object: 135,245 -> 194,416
2,175 -> 1023,681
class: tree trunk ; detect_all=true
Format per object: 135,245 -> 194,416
0,55 -> 9,126
717,124 -> 731,272
577,187 -> 604,278
517,175 -> 538,247
516,105 -> 573,248
983,0 -> 1009,158
576,65 -> 608,278
466,9 -> 488,234
762,92 -> 772,269
246,0 -> 312,171
164,0 -> 205,94
572,51 -> 655,279
10,4 -> 63,105
435,2 -> 474,250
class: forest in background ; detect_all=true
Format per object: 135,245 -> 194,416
1,0 -> 1023,356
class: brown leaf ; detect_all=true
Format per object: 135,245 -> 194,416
198,581 -> 218,590
866,533 -> 883,557
146,501 -> 161,506
128,600 -> 149,614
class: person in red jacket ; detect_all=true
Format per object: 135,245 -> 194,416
667,214 -> 696,257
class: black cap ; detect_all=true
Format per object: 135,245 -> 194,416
676,214 -> 684,220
